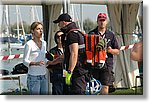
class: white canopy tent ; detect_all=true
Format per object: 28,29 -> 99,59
42,1 -> 142,88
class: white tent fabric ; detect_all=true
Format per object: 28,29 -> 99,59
43,4 -> 62,94
107,3 -> 141,88
47,4 -> 62,50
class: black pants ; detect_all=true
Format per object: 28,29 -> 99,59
70,72 -> 89,95
50,69 -> 65,95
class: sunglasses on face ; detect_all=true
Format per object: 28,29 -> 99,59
57,35 -> 61,38
99,19 -> 106,22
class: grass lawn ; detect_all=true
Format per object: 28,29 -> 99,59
1,87 -> 143,95
109,87 -> 143,95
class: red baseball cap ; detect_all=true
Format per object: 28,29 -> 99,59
97,13 -> 107,21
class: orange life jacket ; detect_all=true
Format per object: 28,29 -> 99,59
68,29 -> 107,68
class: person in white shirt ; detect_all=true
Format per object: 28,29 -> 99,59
23,22 -> 62,95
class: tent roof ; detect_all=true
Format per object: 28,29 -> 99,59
1,0 -> 142,5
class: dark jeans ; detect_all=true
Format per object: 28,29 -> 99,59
52,79 -> 64,95
50,70 -> 65,95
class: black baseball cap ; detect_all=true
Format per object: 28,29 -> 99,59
53,13 -> 72,23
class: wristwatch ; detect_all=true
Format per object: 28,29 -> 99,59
68,70 -> 73,74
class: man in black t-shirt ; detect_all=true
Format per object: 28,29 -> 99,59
53,13 -> 88,95
89,13 -> 120,95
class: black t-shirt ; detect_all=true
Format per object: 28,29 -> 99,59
67,31 -> 79,45
61,22 -> 88,75
65,32 -> 82,65
65,32 -> 77,69
47,46 -> 63,70
64,30 -> 87,75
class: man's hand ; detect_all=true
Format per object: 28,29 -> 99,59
107,46 -> 120,55
65,71 -> 72,85
35,61 -> 45,65
107,46 -> 112,53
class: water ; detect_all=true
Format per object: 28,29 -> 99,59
0,43 -> 27,93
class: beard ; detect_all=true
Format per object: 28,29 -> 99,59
100,26 -> 105,29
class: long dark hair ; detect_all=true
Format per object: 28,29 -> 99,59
54,31 -> 62,44
54,31 -> 65,45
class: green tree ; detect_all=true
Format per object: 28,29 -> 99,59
83,18 -> 112,33
83,18 -> 97,33
106,21 -> 111,30
10,21 -> 30,37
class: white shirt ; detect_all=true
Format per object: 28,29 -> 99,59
23,40 -> 48,76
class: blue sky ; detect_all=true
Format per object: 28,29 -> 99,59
73,4 -> 108,22
0,4 -> 107,25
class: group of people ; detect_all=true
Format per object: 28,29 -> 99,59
23,12 -> 120,95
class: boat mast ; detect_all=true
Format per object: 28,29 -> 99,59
63,0 -> 84,32
63,0 -> 69,13
0,5 -> 3,37
3,5 -> 11,55
80,4 -> 84,32
30,6 -> 40,22
16,5 -> 20,41
30,6 -> 35,23
34,6 -> 40,22
18,6 -> 26,44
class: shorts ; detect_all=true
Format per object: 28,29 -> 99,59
91,65 -> 114,86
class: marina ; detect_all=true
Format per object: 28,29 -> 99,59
0,4 -> 38,93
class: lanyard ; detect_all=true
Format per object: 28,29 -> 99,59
98,32 -> 105,39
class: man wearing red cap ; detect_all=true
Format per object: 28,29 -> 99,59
89,13 -> 120,95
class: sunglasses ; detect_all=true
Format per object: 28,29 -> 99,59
99,19 -> 106,22
57,35 -> 61,38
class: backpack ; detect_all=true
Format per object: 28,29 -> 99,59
11,63 -> 28,74
68,29 -> 107,69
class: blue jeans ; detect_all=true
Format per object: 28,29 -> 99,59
27,74 -> 48,95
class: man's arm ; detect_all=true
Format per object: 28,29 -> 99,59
68,43 -> 78,72
47,55 -> 63,65
107,46 -> 120,55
